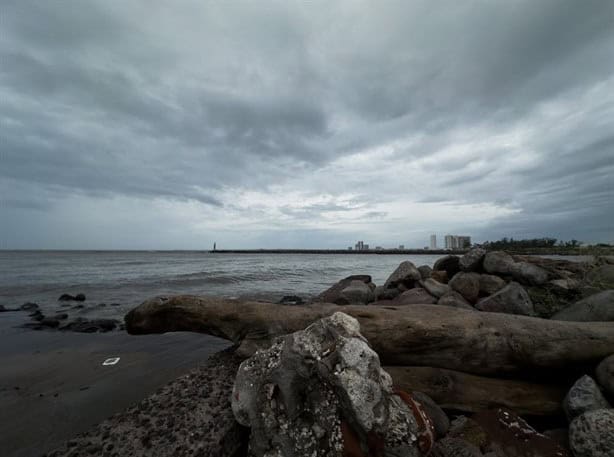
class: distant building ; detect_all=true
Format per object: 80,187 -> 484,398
363,244 -> 370,250
348,247 -> 353,250
398,245 -> 405,250
375,246 -> 383,250
430,234 -> 437,250
458,236 -> 471,248
355,241 -> 364,251
445,235 -> 472,250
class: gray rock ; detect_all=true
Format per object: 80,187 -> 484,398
374,285 -> 402,301
437,291 -> 474,310
384,261 -> 421,289
278,295 -> 304,306
551,290 -> 614,322
563,375 -> 611,421
58,293 -> 86,301
459,248 -> 486,272
483,251 -> 515,275
420,278 -> 450,298
511,261 -> 549,285
431,437 -> 482,457
339,280 -> 375,305
449,272 -> 481,303
316,275 -> 373,304
479,274 -> 506,296
231,312 -> 422,457
30,310 -> 44,321
475,282 -> 534,316
418,265 -> 433,280
596,354 -> 614,399
569,409 -> 614,457
433,255 -> 461,278
393,288 -> 437,305
431,270 -> 449,284
411,391 -> 449,439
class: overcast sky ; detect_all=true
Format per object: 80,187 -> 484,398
1,1 -> 613,249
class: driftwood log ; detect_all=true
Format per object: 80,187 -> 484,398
125,295 -> 614,377
385,366 -> 566,416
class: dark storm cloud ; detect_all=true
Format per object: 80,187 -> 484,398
1,0 -> 613,248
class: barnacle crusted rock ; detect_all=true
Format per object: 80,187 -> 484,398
231,312 -> 422,457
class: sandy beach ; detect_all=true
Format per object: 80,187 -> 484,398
0,312 -> 230,457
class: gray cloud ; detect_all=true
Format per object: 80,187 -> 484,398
1,0 -> 613,248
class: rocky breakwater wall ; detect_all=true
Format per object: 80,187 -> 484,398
124,251 -> 614,456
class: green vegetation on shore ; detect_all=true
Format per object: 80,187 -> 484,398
481,237 -> 614,255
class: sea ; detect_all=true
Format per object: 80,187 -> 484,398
0,251 -> 444,321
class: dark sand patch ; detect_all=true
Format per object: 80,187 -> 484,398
0,313 -> 230,457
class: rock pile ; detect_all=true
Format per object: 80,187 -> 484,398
322,249 -> 614,321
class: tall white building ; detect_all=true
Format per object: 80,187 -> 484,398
430,234 -> 437,250
444,235 -> 471,250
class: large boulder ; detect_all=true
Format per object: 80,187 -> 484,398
569,409 -> 614,457
459,248 -> 486,272
437,291 -> 474,310
528,283 -> 582,319
392,288 -> 437,305
433,255 -> 461,278
596,354 -> 614,399
448,272 -> 481,303
511,261 -> 549,286
418,265 -> 432,280
231,312 -> 427,457
316,275 -> 373,304
374,285 -> 401,301
475,282 -> 535,316
431,270 -> 449,284
551,290 -> 614,322
563,375 -> 611,421
478,274 -> 506,296
483,251 -> 515,275
338,280 -> 375,305
420,278 -> 450,298
384,261 -> 421,289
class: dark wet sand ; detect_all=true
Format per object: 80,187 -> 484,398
0,313 -> 230,457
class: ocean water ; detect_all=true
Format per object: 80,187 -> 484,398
0,251 -> 443,319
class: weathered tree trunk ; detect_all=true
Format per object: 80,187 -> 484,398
385,366 -> 566,416
125,295 -> 614,376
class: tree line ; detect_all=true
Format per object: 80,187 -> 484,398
481,237 -> 586,249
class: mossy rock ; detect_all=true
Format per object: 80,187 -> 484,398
528,285 -> 580,318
